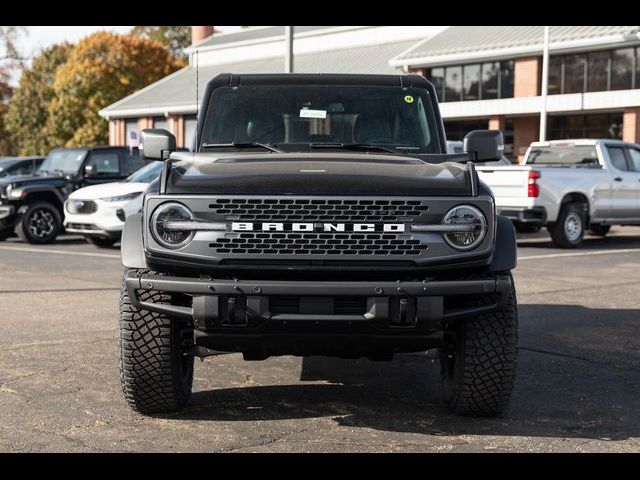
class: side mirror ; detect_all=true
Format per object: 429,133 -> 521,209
83,164 -> 96,177
140,129 -> 176,161
463,130 -> 504,161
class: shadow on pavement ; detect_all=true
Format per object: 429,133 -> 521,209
516,229 -> 640,250
180,303 -> 640,442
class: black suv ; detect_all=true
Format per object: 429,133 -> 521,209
119,74 -> 518,417
0,146 -> 143,243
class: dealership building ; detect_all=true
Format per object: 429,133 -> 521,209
101,25 -> 640,161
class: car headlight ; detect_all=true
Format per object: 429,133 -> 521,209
150,202 -> 195,249
441,205 -> 487,250
101,192 -> 142,203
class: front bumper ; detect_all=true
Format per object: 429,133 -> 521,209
497,206 -> 547,225
125,272 -> 512,355
0,205 -> 15,221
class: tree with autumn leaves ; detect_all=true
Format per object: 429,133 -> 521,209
6,31 -> 184,153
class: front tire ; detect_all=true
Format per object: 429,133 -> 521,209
548,202 -> 586,248
440,274 -> 518,416
118,269 -> 194,414
15,202 -> 62,244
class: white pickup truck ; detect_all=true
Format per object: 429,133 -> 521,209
477,139 -> 640,248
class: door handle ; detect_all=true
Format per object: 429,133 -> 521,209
614,177 -> 623,182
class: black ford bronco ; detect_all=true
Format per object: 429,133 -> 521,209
0,146 -> 143,244
119,73 -> 518,416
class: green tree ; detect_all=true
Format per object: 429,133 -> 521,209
131,26 -> 191,59
5,43 -> 72,155
0,26 -> 25,155
46,32 -> 183,147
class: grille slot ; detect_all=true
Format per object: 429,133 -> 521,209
269,296 -> 368,315
66,200 -> 98,215
209,198 -> 427,222
209,232 -> 427,256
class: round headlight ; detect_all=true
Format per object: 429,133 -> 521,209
442,205 -> 487,250
150,202 -> 195,249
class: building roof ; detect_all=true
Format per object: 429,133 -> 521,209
391,26 -> 640,67
100,40 -> 415,118
188,26 -> 350,50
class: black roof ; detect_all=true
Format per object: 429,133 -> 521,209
207,73 -> 430,89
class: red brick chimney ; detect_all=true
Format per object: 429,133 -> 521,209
192,26 -> 214,45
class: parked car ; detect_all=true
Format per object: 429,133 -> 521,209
0,156 -> 45,178
477,139 -> 640,247
0,146 -> 143,243
64,161 -> 163,247
118,73 -> 518,417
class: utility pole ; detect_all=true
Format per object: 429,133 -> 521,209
539,26 -> 550,141
285,26 -> 294,73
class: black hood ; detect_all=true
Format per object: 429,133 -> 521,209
165,152 -> 472,196
0,173 -> 66,188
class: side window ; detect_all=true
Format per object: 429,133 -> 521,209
123,148 -> 144,174
625,147 -> 640,171
10,163 -> 31,176
87,151 -> 121,175
607,146 -> 629,171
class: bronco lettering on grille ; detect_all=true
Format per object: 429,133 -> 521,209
231,222 -> 405,233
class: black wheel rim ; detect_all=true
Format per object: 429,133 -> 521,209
28,209 -> 56,239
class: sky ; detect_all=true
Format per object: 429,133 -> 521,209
17,26 -> 242,59
6,26 -> 242,85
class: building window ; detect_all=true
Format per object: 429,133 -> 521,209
445,66 -> 462,102
430,67 -> 444,102
500,60 -> 514,98
547,113 -> 623,140
428,60 -> 514,103
184,115 -> 198,151
549,47 -> 639,95
563,54 -> 586,94
548,55 -> 563,95
125,118 -> 139,147
611,48 -> 634,91
587,51 -> 610,92
443,120 -> 489,141
481,62 -> 500,99
153,116 -> 168,130
463,64 -> 481,101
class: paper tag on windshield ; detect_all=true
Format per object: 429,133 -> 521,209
300,109 -> 327,119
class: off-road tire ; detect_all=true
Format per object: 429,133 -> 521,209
88,237 -> 118,248
118,269 -> 194,414
441,273 -> 518,416
588,224 -> 610,236
548,202 -> 586,248
15,201 -> 62,244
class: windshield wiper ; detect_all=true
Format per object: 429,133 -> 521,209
308,143 -> 403,155
201,142 -> 283,153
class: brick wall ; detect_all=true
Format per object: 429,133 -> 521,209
514,57 -> 541,97
513,116 -> 538,163
623,108 -> 640,143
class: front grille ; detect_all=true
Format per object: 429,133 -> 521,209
66,200 -> 98,215
269,296 -> 368,315
209,198 -> 427,222
209,232 -> 426,256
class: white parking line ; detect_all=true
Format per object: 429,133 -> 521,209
519,248 -> 640,260
0,245 -> 120,259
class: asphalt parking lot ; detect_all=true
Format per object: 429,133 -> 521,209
0,228 -> 639,452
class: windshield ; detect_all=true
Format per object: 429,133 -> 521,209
126,161 -> 163,183
527,146 -> 599,165
200,85 -> 441,154
39,149 -> 87,174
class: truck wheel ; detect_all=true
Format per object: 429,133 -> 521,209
15,202 -> 62,244
588,224 -> 610,236
440,274 -> 518,416
88,237 -> 118,248
118,269 -> 194,414
548,202 -> 585,248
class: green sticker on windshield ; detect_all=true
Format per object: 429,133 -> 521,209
404,95 -> 414,104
